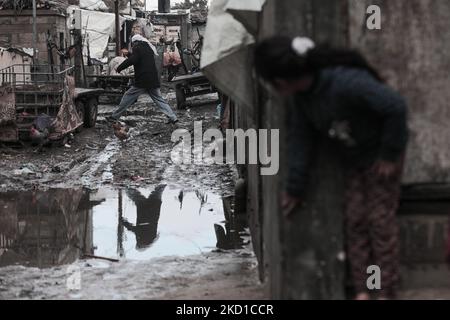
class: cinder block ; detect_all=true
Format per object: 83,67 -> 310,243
0,18 -> 12,25
13,17 -> 31,24
0,35 -> 12,47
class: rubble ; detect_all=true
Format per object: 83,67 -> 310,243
0,0 -> 69,13
13,167 -> 34,176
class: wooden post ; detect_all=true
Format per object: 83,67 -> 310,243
32,0 -> 37,62
117,190 -> 124,258
257,0 -> 348,300
73,29 -> 84,87
158,0 -> 171,13
115,0 -> 120,56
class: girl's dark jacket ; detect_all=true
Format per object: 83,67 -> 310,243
286,66 -> 409,197
117,41 -> 160,89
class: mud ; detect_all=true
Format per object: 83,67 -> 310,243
0,249 -> 265,300
0,91 -> 229,192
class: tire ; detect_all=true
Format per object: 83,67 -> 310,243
113,95 -> 122,105
175,85 -> 186,109
84,97 -> 98,128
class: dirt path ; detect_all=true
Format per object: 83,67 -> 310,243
0,92 -> 231,193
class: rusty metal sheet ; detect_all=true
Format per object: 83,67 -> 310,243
0,86 -> 15,126
0,85 -> 18,142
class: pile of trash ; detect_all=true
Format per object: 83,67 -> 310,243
0,0 -> 68,12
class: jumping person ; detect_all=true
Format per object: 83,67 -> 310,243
107,34 -> 178,124
254,36 -> 409,300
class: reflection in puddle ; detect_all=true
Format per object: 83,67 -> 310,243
0,186 -> 246,268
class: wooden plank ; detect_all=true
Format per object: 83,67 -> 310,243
171,72 -> 205,82
402,184 -> 450,201
399,200 -> 450,215
74,88 -> 104,98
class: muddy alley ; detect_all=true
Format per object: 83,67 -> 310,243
5,0 -> 450,306
0,91 -> 265,300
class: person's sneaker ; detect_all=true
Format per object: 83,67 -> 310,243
167,119 -> 179,125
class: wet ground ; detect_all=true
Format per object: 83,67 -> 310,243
0,90 -> 266,299
0,91 -> 233,193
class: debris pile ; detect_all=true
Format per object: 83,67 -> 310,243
0,0 -> 69,13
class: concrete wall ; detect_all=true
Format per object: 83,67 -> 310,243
347,0 -> 450,184
0,10 -> 68,64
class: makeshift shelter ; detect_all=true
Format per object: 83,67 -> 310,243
200,0 -> 260,110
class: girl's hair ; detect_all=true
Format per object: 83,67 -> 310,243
254,36 -> 382,82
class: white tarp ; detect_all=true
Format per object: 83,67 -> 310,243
201,0 -> 264,109
201,0 -> 265,108
225,0 -> 266,35
67,6 -> 127,63
79,0 -> 109,11
79,0 -> 143,13
201,0 -> 254,69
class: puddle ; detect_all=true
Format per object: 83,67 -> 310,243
0,186 -> 246,268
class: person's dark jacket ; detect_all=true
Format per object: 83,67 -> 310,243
117,41 -> 160,89
286,66 -> 409,197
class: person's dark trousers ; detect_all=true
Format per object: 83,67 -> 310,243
111,86 -> 177,121
344,157 -> 404,298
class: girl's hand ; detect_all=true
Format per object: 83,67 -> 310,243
281,192 -> 303,218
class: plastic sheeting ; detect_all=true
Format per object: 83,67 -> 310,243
225,0 -> 266,36
79,0 -> 109,11
201,0 -> 265,110
67,6 -> 127,63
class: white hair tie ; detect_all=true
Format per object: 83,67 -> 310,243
291,37 -> 315,56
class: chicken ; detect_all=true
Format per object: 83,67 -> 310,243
112,122 -> 129,141
30,125 -> 49,151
